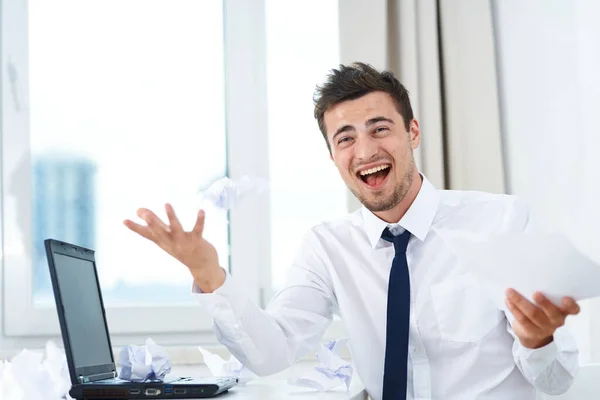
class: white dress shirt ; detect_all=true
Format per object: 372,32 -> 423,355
194,175 -> 578,400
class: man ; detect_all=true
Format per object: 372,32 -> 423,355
124,63 -> 580,399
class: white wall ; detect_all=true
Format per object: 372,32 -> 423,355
494,0 -> 600,364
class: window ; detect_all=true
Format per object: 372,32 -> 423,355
27,0 -> 228,305
2,0 -> 242,338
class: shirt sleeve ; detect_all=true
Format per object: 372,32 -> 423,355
503,196 -> 579,394
506,313 -> 579,394
193,229 -> 337,376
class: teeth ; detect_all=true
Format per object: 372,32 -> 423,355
359,165 -> 390,176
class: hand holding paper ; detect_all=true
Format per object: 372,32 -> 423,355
441,230 -> 600,348
505,288 -> 580,349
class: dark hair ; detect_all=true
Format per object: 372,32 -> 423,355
313,62 -> 414,153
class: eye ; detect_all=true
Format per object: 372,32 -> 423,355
337,136 -> 352,144
375,126 -> 389,133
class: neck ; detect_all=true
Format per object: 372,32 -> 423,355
374,172 -> 423,223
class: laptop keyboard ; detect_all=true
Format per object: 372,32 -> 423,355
90,377 -> 234,385
92,378 -> 131,385
169,377 -> 235,385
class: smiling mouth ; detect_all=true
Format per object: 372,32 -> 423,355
357,165 -> 391,188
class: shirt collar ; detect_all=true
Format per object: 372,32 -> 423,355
361,174 -> 439,248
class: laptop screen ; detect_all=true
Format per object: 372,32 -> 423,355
53,252 -> 113,369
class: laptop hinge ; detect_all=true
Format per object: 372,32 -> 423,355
78,371 -> 117,384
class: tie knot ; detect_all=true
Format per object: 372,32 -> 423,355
381,227 -> 411,254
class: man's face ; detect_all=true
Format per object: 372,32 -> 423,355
324,91 -> 420,212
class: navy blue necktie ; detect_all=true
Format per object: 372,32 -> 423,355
381,227 -> 412,400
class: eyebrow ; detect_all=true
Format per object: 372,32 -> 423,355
332,116 -> 395,142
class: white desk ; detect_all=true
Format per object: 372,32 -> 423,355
171,362 -> 368,400
213,380 -> 366,399
174,362 -> 600,400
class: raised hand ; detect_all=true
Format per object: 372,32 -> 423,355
123,203 -> 225,292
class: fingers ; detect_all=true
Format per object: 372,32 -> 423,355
532,292 -> 566,327
505,295 -> 540,334
123,219 -> 153,241
138,208 -> 170,232
137,208 -> 171,243
506,289 -> 550,330
165,203 -> 183,235
506,289 -> 581,349
192,210 -> 206,238
125,206 -> 209,245
562,297 -> 581,315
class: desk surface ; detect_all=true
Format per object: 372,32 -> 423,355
171,362 -> 367,400
173,362 -> 600,400
217,380 -> 362,399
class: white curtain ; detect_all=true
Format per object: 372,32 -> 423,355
438,0 -> 506,193
493,0 -> 600,364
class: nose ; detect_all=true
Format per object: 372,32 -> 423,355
354,134 -> 379,163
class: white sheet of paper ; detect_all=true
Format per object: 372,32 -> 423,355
440,230 -> 600,308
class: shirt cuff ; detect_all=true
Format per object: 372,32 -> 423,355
518,338 -> 559,362
190,267 -> 228,294
191,268 -> 249,319
515,336 -> 562,381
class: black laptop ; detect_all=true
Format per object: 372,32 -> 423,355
44,238 -> 238,399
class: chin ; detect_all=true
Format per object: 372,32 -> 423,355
359,192 -> 398,212
365,200 -> 397,213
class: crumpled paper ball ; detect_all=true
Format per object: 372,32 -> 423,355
288,338 -> 353,392
0,340 -> 73,400
199,176 -> 269,211
118,338 -> 171,382
197,347 -> 257,385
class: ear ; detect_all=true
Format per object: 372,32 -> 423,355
409,119 -> 421,150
